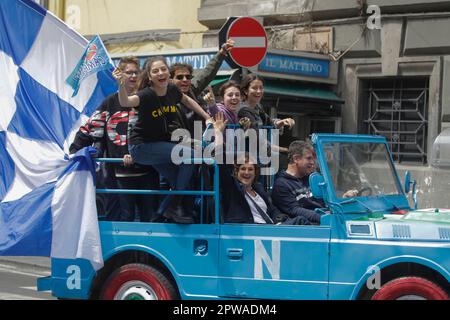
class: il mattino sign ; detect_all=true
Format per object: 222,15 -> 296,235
259,52 -> 330,78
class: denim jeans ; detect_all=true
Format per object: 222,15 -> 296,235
129,142 -> 195,213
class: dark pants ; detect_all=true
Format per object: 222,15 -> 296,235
116,170 -> 160,222
96,163 -> 121,221
281,215 -> 312,225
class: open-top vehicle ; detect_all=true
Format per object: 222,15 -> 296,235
37,133 -> 450,300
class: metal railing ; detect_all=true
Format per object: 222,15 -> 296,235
96,157 -> 220,224
94,123 -> 278,223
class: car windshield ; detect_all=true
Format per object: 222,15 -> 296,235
322,142 -> 402,198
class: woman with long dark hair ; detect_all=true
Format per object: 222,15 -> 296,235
239,74 -> 295,132
113,56 -> 212,224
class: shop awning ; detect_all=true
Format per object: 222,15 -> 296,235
263,80 -> 344,103
208,75 -> 230,87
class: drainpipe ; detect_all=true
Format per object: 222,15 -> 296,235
58,0 -> 66,21
47,0 -> 66,20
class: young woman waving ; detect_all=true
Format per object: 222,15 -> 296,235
113,56 -> 212,224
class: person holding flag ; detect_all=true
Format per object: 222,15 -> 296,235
70,56 -> 160,222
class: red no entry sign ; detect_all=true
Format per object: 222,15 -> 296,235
226,17 -> 267,68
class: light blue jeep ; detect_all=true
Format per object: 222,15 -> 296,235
37,134 -> 450,300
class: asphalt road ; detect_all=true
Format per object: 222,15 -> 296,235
0,265 -> 55,300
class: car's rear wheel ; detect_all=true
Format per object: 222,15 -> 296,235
100,263 -> 177,300
371,276 -> 448,300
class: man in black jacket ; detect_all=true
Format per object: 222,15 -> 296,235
169,39 -> 234,136
272,140 -> 325,225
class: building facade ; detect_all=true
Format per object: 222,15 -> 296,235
197,0 -> 450,207
46,0 -> 207,54
43,0 -> 450,207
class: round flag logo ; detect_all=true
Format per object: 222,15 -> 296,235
86,44 -> 97,61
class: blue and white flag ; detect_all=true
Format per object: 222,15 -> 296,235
0,0 -> 117,270
66,35 -> 113,97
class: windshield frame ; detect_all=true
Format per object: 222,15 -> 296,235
312,134 -> 410,213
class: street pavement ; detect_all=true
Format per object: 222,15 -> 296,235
0,257 -> 55,300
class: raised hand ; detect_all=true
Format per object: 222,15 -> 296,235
220,38 -> 235,55
239,117 -> 251,130
275,118 -> 296,129
213,112 -> 227,132
112,67 -> 125,86
203,86 -> 216,107
285,118 -> 295,129
123,154 -> 134,167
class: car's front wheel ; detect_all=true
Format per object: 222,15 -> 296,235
371,276 -> 448,300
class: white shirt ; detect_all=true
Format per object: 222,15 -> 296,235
245,191 -> 269,224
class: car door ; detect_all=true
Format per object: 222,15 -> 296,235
218,222 -> 331,299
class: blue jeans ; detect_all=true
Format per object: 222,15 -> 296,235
129,142 -> 195,213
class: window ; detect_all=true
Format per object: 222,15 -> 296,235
361,77 -> 429,164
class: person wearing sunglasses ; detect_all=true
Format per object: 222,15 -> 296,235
169,39 -> 234,135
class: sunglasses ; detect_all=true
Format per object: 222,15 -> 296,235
123,71 -> 139,76
175,74 -> 193,80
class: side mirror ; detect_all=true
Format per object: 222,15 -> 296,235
404,171 -> 418,210
404,171 -> 411,193
309,172 -> 326,199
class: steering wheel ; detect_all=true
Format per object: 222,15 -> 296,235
357,186 -> 373,197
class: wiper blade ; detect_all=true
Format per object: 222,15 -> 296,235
376,194 -> 399,212
339,198 -> 374,213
